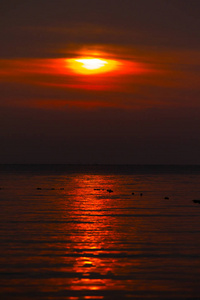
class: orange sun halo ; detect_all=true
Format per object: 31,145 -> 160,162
66,57 -> 120,75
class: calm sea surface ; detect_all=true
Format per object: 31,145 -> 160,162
1,165 -> 200,300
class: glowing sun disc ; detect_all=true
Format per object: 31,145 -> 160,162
75,58 -> 108,70
66,57 -> 119,75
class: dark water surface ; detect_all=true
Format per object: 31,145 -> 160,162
1,165 -> 200,299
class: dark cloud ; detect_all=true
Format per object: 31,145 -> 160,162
0,1 -> 200,58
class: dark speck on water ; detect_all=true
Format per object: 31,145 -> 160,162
193,199 -> 200,204
1,164 -> 200,300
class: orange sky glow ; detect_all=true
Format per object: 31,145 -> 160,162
0,48 -> 154,99
0,52 -> 157,110
0,45 -> 199,112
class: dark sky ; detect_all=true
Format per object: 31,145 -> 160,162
0,0 -> 200,164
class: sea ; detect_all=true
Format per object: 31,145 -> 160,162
1,164 -> 200,300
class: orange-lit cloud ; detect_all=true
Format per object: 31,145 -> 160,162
0,45 -> 199,112
0,48 -> 152,94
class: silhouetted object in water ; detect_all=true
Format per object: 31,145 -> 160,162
164,197 -> 169,199
106,270 -> 114,277
132,192 -> 134,195
51,188 -> 55,190
83,263 -> 93,268
107,189 -> 113,193
37,187 -> 42,190
60,188 -> 64,190
140,193 -> 143,196
193,200 -> 200,204
94,189 -> 101,190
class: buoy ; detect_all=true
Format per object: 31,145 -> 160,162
193,200 -> 200,204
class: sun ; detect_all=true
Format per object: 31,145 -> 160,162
75,58 -> 108,70
66,57 -> 119,75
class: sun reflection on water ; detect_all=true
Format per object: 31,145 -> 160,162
63,174 -> 116,291
54,173 -> 145,295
